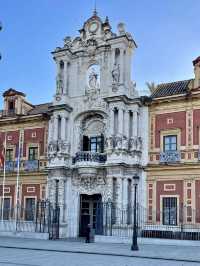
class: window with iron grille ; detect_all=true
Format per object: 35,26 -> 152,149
163,135 -> 177,152
162,197 -> 177,226
28,147 -> 38,160
6,149 -> 13,161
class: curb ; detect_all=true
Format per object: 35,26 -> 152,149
0,245 -> 200,264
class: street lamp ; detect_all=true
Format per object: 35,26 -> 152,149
131,173 -> 139,251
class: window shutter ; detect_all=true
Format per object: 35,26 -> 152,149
83,136 -> 89,151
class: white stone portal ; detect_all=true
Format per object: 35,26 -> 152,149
47,11 -> 148,238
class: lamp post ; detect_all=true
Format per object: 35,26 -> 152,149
131,173 -> 139,251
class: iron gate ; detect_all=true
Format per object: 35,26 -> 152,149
0,200 -> 60,240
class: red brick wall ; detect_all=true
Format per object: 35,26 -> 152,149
0,184 -> 15,207
193,110 -> 200,145
155,112 -> 186,148
195,180 -> 200,223
156,180 -> 183,222
24,128 -> 45,156
0,128 -> 46,158
21,184 -> 40,206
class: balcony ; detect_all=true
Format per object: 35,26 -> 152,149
0,160 -> 46,172
73,151 -> 107,164
24,160 -> 39,171
160,151 -> 181,163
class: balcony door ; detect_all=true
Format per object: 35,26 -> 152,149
82,135 -> 104,153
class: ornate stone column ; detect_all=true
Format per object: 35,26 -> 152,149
119,49 -> 124,84
116,177 -> 123,224
58,178 -> 65,223
53,115 -> 58,141
122,178 -> 128,224
61,115 -> 66,140
132,111 -> 138,137
124,110 -> 130,139
110,108 -> 115,136
48,118 -> 53,142
118,108 -> 124,135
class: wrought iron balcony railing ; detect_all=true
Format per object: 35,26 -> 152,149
73,151 -> 107,164
24,160 -> 39,171
0,160 -> 44,172
160,151 -> 181,163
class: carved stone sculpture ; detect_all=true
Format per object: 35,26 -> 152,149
48,141 -> 57,160
112,63 -> 120,84
115,135 -> 122,150
106,136 -> 114,152
122,136 -> 129,151
56,73 -> 64,95
89,68 -> 98,89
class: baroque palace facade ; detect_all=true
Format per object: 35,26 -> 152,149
0,11 -> 200,239
147,56 -> 200,227
47,12 -> 148,238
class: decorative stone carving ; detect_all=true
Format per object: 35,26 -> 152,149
112,63 -> 120,84
48,141 -> 57,160
122,136 -> 129,151
106,136 -> 114,152
72,175 -> 106,191
57,140 -> 70,158
129,137 -> 137,152
136,137 -> 143,151
56,73 -> 64,95
115,135 -> 122,151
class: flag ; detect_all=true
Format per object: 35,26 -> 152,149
0,134 -> 6,168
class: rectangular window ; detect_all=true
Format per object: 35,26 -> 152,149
164,135 -> 177,152
6,149 -> 13,161
90,136 -> 104,153
28,147 -> 38,160
162,197 -> 177,226
2,198 -> 11,220
25,198 -> 36,221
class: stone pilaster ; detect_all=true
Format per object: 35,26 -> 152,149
118,108 -> 124,135
53,115 -> 58,141
132,111 -> 138,137
61,116 -> 66,140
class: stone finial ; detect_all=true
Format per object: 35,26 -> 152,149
117,22 -> 126,36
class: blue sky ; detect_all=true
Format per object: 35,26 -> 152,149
0,0 -> 199,106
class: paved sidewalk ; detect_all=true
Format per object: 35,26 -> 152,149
0,237 -> 200,263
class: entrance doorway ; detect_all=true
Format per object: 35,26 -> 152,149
79,194 -> 102,237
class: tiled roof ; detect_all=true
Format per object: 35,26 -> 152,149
27,102 -> 52,115
151,79 -> 192,99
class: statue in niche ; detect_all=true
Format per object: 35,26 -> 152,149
56,73 -> 64,95
112,63 -> 120,84
89,68 -> 98,89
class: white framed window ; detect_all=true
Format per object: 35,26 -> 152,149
27,186 -> 35,193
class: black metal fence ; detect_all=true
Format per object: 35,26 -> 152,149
96,202 -> 200,241
0,200 -> 60,240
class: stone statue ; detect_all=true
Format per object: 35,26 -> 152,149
89,68 -> 98,89
106,136 -> 114,151
56,73 -> 64,95
122,136 -> 128,151
115,135 -> 122,150
112,63 -> 120,83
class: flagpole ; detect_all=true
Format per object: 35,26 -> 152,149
15,130 -> 22,231
1,132 -> 7,222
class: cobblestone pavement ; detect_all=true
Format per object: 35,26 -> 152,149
0,247 -> 198,266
